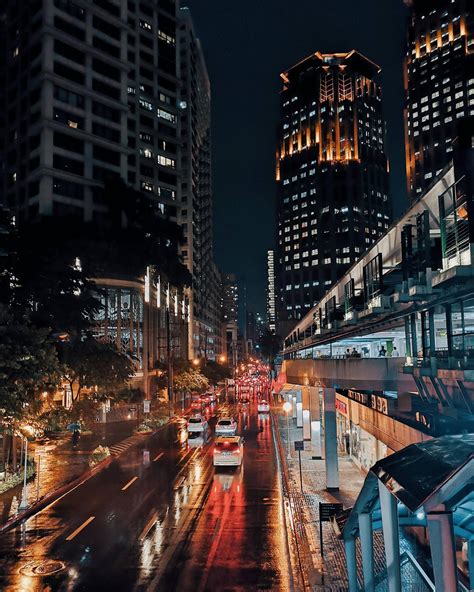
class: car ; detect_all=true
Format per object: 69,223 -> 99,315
215,417 -> 237,436
187,414 -> 208,433
190,400 -> 203,412
187,431 -> 206,448
213,436 -> 243,467
199,394 -> 211,405
258,400 -> 270,413
207,391 -> 217,403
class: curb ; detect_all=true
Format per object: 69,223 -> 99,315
0,416 -> 178,534
271,411 -> 313,592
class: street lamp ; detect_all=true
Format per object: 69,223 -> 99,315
18,436 -> 29,510
282,401 -> 292,460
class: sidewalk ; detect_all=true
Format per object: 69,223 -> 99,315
274,410 -> 432,591
0,419 -> 139,525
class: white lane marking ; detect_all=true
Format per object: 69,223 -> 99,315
153,452 -> 164,462
65,516 -> 95,541
121,476 -> 138,491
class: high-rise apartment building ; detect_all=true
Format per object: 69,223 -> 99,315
179,8 -> 222,360
266,249 -> 276,333
222,273 -> 239,324
276,51 -> 391,335
404,0 -> 474,199
1,0 -> 180,221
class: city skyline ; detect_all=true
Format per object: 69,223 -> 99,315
185,0 -> 409,313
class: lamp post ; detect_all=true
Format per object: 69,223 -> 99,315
18,437 -> 29,510
282,401 -> 292,460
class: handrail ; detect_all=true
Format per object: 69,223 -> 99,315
403,550 -> 435,591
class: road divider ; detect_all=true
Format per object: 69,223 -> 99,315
65,516 -> 95,541
121,476 -> 138,491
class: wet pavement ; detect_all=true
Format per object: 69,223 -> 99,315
0,401 -> 293,591
0,421 -> 138,525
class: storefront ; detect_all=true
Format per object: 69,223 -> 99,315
335,395 -> 351,454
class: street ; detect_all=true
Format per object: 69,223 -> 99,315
0,399 -> 292,591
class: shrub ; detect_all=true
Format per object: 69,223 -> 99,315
88,445 -> 110,468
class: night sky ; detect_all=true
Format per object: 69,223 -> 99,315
184,0 -> 410,316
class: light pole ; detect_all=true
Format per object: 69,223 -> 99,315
18,437 -> 29,510
283,402 -> 292,460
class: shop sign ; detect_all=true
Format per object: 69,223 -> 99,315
335,398 -> 348,415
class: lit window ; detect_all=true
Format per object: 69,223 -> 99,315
157,109 -> 176,123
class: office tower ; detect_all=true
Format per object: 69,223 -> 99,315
179,8 -> 221,360
266,249 -> 276,333
1,0 -> 180,221
222,273 -> 239,324
404,0 -> 474,199
275,51 -> 391,335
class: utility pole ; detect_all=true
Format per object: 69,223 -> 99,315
166,307 -> 173,417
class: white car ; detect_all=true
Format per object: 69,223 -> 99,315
215,417 -> 237,436
187,415 -> 208,433
206,391 -> 217,403
258,400 -> 270,413
213,436 -> 243,467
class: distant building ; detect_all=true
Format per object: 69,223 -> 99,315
0,0 -> 180,222
404,0 -> 474,199
179,9 -> 222,360
275,51 -> 391,337
266,249 -> 276,333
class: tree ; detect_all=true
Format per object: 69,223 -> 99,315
173,369 -> 209,395
59,336 -> 135,403
201,360 -> 232,384
0,305 -> 60,473
0,304 -> 60,425
258,329 -> 283,363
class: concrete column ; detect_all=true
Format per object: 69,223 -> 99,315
310,420 -> 322,458
296,402 -> 303,428
427,511 -> 458,592
302,409 -> 311,440
344,538 -> 358,592
378,482 -> 401,592
359,512 -> 375,592
323,388 -> 339,490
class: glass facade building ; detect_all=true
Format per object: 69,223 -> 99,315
404,0 -> 474,199
275,51 -> 391,336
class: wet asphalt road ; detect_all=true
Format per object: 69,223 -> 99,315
0,399 -> 292,591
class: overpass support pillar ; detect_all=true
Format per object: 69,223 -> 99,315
427,511 -> 458,592
359,512 -> 375,592
323,387 -> 339,491
378,482 -> 401,592
344,537 -> 358,592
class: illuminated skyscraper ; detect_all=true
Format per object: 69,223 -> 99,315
266,249 -> 276,333
275,51 -> 391,335
404,0 -> 474,199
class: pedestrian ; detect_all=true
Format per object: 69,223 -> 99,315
351,347 -> 358,358
392,346 -> 399,357
378,346 -> 387,357
345,348 -> 351,358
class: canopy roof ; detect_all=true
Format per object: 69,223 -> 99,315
341,435 -> 474,542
